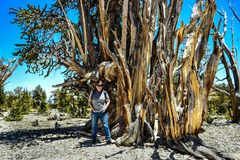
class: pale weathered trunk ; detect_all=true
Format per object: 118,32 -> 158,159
86,1 -> 230,158
221,55 -> 240,122
222,46 -> 240,122
72,0 -> 233,158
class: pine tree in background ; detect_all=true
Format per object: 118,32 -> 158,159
14,87 -> 32,114
5,103 -> 23,121
4,88 -> 33,121
75,95 -> 89,118
51,88 -> 84,117
5,91 -> 16,109
4,90 -> 22,121
14,87 -> 23,98
32,85 -> 48,113
19,89 -> 33,114
0,85 -> 6,111
52,88 -> 70,112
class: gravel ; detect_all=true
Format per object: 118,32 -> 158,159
0,113 -> 239,160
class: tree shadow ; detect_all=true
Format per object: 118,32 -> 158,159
104,150 -> 125,159
151,140 -> 186,160
151,149 -> 161,160
0,125 -> 85,145
79,139 -> 92,147
151,146 -> 186,160
79,139 -> 107,148
166,152 -> 177,160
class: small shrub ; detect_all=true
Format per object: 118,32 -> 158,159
4,106 -> 23,121
38,103 -> 49,115
205,114 -> 215,124
207,84 -> 232,122
66,104 -> 81,118
0,104 -> 7,112
81,105 -> 91,118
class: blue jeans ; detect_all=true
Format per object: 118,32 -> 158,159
91,112 -> 111,142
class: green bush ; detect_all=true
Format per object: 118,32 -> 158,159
66,104 -> 81,117
4,106 -> 23,121
4,89 -> 33,121
38,102 -> 49,114
50,88 -> 91,118
206,83 -> 232,123
0,104 -> 7,112
81,105 -> 91,118
18,89 -> 33,114
0,86 -> 6,111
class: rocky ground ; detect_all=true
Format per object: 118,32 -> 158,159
0,112 -> 240,160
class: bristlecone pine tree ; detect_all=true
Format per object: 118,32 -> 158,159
11,0 -> 234,159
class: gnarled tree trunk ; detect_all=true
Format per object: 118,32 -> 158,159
90,0 -> 231,159
98,0 -> 231,159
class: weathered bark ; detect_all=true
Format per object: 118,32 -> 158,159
100,0 -> 229,158
82,0 -> 231,159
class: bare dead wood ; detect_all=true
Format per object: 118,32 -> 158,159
79,0 -> 88,55
98,0 -> 111,60
212,86 -> 231,96
221,54 -> 239,122
156,135 -> 234,160
0,58 -> 18,87
228,0 -> 240,22
121,0 -> 129,58
214,12 -> 240,122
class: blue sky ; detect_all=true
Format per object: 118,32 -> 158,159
0,0 -> 240,98
0,0 -> 64,98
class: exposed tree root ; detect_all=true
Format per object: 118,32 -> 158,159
115,120 -> 233,159
111,120 -> 124,138
84,115 -> 232,160
83,119 -> 91,132
115,118 -> 140,146
155,135 -> 233,160
115,118 -> 154,146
